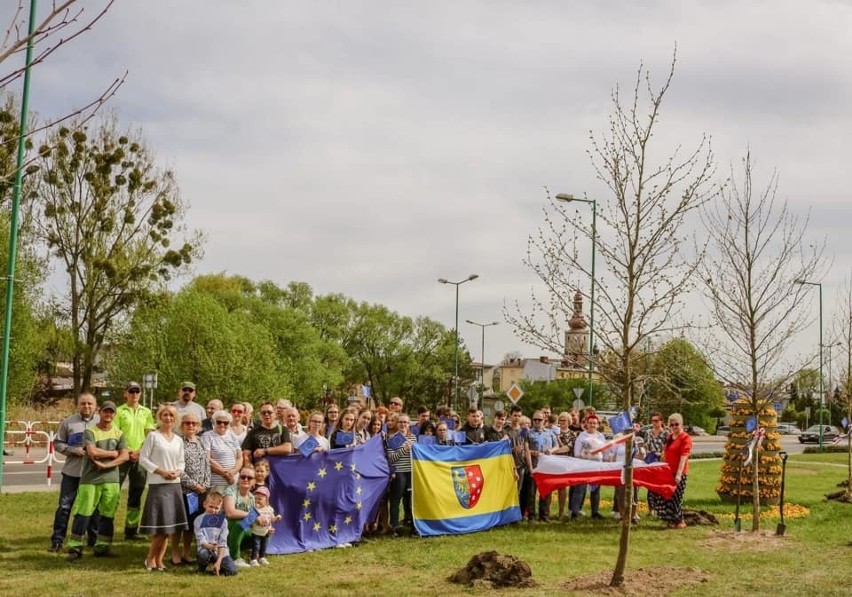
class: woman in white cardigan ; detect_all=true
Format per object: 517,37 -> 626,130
139,404 -> 187,571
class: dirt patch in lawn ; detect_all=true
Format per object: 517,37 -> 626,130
698,528 -> 788,551
562,566 -> 711,596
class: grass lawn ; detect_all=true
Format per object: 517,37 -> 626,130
1,454 -> 851,596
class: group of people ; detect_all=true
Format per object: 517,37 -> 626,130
49,385 -> 692,573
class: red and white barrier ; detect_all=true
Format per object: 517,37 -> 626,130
3,420 -> 64,486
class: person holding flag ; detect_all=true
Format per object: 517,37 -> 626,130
570,414 -> 606,520
527,410 -> 558,521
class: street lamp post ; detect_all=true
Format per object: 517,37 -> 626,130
825,341 -> 841,405
796,279 -> 824,451
466,319 -> 499,389
555,193 -> 597,407
438,274 -> 479,411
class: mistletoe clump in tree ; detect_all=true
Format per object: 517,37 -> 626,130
33,116 -> 201,394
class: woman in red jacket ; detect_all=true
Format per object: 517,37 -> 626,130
658,412 -> 692,529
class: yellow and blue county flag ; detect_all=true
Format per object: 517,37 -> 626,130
412,440 -> 521,536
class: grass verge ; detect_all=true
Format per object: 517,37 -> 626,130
1,454 -> 850,596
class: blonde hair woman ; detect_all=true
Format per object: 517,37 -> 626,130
139,404 -> 187,571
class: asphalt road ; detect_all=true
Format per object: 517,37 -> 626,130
690,434 -> 807,455
1,446 -> 63,492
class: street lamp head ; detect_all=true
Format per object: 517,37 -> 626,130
465,319 -> 476,325
467,274 -> 479,281
490,321 -> 500,326
555,193 -> 575,202
437,278 -> 449,284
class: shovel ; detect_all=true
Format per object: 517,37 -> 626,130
776,451 -> 789,536
733,446 -> 748,532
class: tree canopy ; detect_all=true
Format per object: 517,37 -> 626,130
33,115 -> 202,393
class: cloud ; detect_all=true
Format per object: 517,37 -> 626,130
14,0 -> 852,365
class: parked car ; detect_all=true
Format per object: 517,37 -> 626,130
685,425 -> 708,436
798,425 -> 840,444
776,423 -> 801,435
715,425 -> 731,436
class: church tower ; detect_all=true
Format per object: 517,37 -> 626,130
563,289 -> 589,369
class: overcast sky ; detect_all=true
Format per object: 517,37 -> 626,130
13,0 -> 852,370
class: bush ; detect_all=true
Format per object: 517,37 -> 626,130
802,445 -> 849,454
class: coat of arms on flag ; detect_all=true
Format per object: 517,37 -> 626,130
452,464 -> 484,509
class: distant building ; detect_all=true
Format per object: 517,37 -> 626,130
497,289 -> 597,392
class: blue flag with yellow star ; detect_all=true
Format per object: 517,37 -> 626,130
266,435 -> 391,554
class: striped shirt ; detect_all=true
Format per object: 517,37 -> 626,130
201,430 -> 240,487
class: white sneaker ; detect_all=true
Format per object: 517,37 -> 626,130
249,559 -> 260,567
259,557 -> 270,565
612,512 -> 622,520
234,558 -> 250,568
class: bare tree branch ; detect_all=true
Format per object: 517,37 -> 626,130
506,51 -> 718,587
698,150 -> 827,530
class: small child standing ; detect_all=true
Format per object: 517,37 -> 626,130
194,492 -> 238,576
249,486 -> 281,566
252,459 -> 270,490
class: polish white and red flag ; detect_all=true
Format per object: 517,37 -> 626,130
532,455 -> 677,499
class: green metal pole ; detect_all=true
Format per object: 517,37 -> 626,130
0,0 -> 38,490
588,199 -> 596,409
479,324 -> 485,388
453,283 -> 460,412
818,283 -> 824,452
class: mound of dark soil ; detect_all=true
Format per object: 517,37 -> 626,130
449,551 -> 537,589
683,508 -> 720,526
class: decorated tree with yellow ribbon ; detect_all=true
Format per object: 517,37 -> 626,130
717,397 -> 783,506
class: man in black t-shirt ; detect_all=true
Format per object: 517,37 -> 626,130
459,407 -> 486,444
483,411 -> 509,442
241,401 -> 292,465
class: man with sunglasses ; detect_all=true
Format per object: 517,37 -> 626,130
241,401 -> 293,465
114,381 -> 156,540
528,410 -> 558,521
173,381 -> 206,427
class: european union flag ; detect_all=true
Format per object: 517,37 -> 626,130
412,441 -> 521,536
608,411 -> 632,434
267,435 -> 390,554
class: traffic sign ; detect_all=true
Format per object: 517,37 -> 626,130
468,385 -> 479,408
506,382 -> 524,405
143,373 -> 158,389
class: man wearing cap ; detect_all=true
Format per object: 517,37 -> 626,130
66,401 -> 129,561
115,381 -> 156,540
49,392 -> 101,552
173,381 -> 207,426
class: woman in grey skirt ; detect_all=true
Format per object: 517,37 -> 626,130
139,404 -> 188,570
